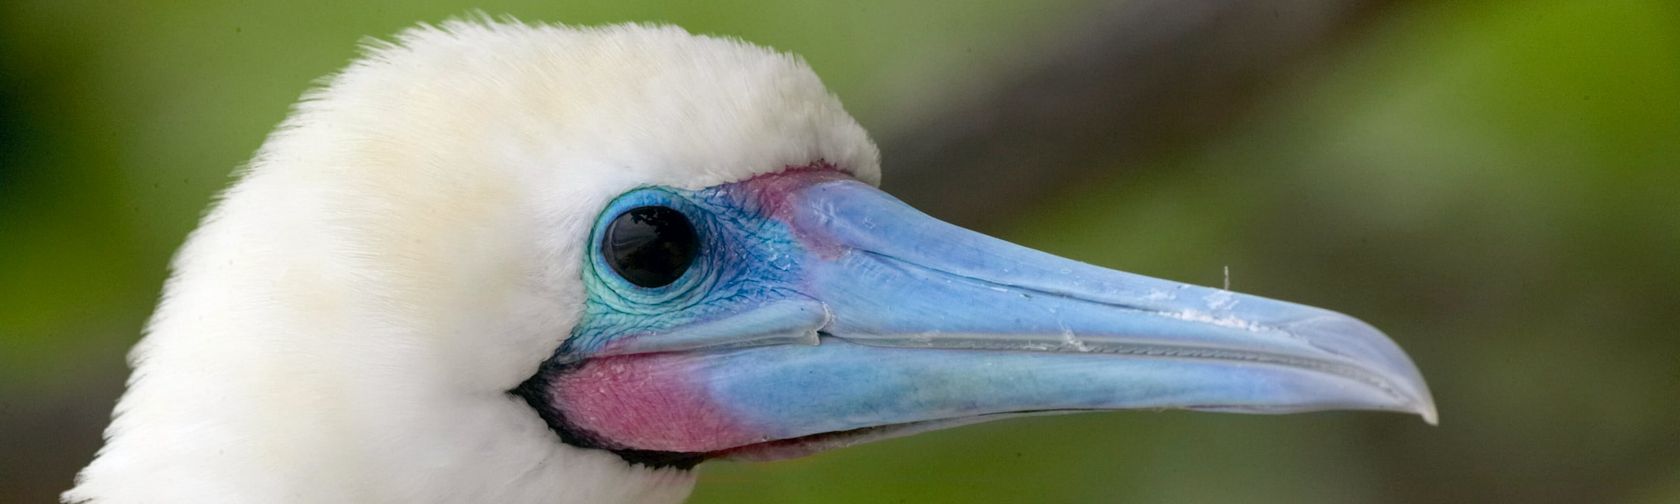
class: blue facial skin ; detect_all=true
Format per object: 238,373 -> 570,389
561,186 -> 818,361
551,172 -> 1435,454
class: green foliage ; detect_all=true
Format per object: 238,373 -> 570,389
2,0 -> 1676,502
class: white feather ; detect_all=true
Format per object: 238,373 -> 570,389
67,19 -> 880,504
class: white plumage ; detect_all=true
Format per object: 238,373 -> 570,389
69,20 -> 878,504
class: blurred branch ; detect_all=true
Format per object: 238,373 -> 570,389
880,0 -> 1398,228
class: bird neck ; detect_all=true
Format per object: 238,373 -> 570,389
65,196 -> 696,504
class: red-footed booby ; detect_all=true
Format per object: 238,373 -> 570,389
66,20 -> 1434,504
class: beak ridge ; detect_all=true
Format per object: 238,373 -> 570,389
790,179 -> 1436,424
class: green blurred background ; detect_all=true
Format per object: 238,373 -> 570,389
2,1 -> 1677,502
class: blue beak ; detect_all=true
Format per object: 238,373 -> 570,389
539,170 -> 1435,460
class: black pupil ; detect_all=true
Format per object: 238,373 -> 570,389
603,206 -> 699,288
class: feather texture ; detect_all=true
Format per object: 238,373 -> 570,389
67,19 -> 879,504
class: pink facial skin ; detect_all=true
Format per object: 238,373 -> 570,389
731,162 -> 848,218
549,164 -> 854,454
549,353 -> 760,453
726,163 -> 853,259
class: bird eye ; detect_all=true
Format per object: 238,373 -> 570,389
602,206 -> 700,288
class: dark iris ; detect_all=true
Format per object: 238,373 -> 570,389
603,206 -> 700,288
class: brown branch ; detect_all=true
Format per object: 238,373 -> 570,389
879,0 -> 1400,229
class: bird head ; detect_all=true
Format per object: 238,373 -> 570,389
69,20 -> 1433,504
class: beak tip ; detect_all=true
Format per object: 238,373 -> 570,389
1277,312 -> 1436,425
1379,358 -> 1439,427
1386,366 -> 1436,425
1411,388 -> 1440,426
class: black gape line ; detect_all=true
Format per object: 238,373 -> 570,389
511,361 -> 707,471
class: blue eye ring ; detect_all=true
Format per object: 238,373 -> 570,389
585,188 -> 717,311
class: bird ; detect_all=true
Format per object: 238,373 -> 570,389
65,19 -> 1434,504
